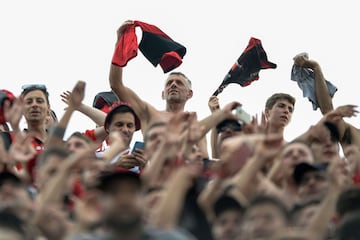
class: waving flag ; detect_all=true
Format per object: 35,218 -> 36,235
213,37 -> 277,96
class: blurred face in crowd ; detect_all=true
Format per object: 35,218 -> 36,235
82,159 -> 106,189
213,209 -> 243,240
186,144 -> 204,166
107,112 -> 135,148
35,154 -> 75,192
241,202 -> 287,240
101,178 -> 143,231
162,73 -> 193,104
310,134 -> 339,164
297,170 -> 329,201
0,180 -> 34,221
293,203 -> 320,229
23,90 -> 50,124
265,99 -> 294,129
66,135 -> 91,154
217,121 -> 243,152
281,142 -> 314,180
144,123 -> 166,159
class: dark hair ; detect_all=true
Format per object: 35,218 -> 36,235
336,186 -> 360,219
335,211 -> 360,240
0,209 -> 27,239
265,93 -> 295,110
21,85 -> 50,105
104,104 -> 139,132
214,195 -> 244,217
36,146 -> 69,169
246,194 -> 290,221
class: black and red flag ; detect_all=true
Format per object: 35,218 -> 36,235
213,37 -> 277,96
112,20 -> 186,73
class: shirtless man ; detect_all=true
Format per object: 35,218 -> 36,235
109,20 -> 193,135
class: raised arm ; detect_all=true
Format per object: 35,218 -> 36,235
109,20 -> 153,125
293,54 -> 334,114
46,81 -> 86,147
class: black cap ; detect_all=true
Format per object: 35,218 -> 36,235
216,119 -> 242,132
0,171 -> 22,187
96,167 -> 141,192
293,162 -> 328,185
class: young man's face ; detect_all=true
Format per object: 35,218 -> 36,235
23,90 -> 49,124
241,203 -> 287,239
310,134 -> 340,164
265,99 -> 294,128
212,209 -> 243,240
107,112 -> 136,147
162,74 -> 193,104
66,136 -> 91,154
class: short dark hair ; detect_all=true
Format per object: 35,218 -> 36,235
0,209 -> 27,238
214,195 -> 244,218
21,85 -> 50,105
104,102 -> 140,132
336,186 -> 360,219
265,93 -> 295,110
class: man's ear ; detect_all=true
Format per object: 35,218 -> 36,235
161,90 -> 165,100
187,89 -> 193,99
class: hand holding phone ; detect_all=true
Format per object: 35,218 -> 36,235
234,106 -> 251,124
131,141 -> 145,154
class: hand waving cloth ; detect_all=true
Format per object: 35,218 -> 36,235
112,20 -> 186,73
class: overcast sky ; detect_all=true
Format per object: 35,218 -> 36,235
1,1 -> 359,150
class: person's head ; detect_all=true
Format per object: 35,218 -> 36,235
35,146 -> 69,190
0,209 -> 28,240
335,211 -> 360,240
161,71 -> 193,105
336,185 -> 360,221
241,195 -> 289,240
143,121 -> 167,159
279,141 -> 314,180
21,84 -> 50,125
216,119 -> 244,152
0,172 -> 34,221
104,102 -> 141,147
66,131 -> 92,154
212,195 -> 244,240
309,122 -> 340,164
265,93 -> 295,128
293,162 -> 329,201
186,143 -> 204,167
290,198 -> 321,228
97,168 -> 143,233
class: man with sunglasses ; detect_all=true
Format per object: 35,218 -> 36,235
8,84 -> 51,183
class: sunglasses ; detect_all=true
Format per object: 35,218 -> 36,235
217,123 -> 242,133
21,84 -> 47,92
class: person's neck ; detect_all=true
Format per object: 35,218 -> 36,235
26,122 -> 47,141
166,102 -> 185,113
267,125 -> 285,137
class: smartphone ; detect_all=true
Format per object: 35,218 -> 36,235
234,106 -> 251,124
131,141 -> 145,153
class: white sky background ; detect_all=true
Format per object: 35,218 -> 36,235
1,1 -> 359,151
